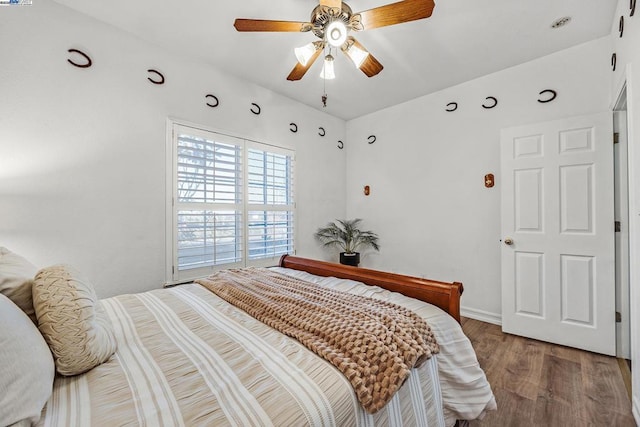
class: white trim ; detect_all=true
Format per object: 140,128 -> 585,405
166,116 -> 285,153
612,68 -> 629,111
165,119 -> 175,286
460,306 -> 502,326
623,62 -> 640,424
613,89 -> 631,359
609,61 -> 631,111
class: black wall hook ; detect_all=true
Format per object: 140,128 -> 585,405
205,94 -> 219,108
337,140 -> 344,150
620,16 -> 625,37
482,96 -> 498,109
537,89 -> 557,103
250,103 -> 261,115
318,127 -> 326,137
446,102 -> 458,112
67,48 -> 92,68
612,53 -> 617,72
147,69 -> 165,85
367,135 -> 376,144
290,123 -> 298,133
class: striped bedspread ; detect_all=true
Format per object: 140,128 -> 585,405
197,268 -> 440,414
271,268 -> 497,426
37,280 -> 447,426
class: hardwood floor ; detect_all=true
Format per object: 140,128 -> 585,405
461,318 -> 636,426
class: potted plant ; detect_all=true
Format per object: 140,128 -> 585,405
314,218 -> 380,266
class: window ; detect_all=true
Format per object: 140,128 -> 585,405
168,123 -> 295,283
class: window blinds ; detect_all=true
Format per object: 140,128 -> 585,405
171,124 -> 295,282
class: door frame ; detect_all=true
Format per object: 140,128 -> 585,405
613,85 -> 631,360
614,64 -> 639,422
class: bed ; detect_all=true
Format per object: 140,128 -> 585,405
0,250 -> 496,427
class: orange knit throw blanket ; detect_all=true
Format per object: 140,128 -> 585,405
196,268 -> 439,414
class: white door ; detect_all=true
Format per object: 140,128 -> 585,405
500,112 -> 616,355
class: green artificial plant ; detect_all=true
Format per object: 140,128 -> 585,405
314,218 -> 380,254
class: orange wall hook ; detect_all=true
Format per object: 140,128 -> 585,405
484,174 -> 495,188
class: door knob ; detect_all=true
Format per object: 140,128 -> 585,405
504,237 -> 514,245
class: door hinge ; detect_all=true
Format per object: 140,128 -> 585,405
616,311 -> 622,323
615,221 -> 621,232
614,132 -> 619,144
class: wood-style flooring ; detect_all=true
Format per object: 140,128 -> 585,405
461,317 -> 636,426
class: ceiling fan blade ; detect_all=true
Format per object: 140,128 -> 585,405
357,0 -> 435,30
287,47 -> 323,81
234,19 -> 311,32
342,37 -> 383,77
359,54 -> 383,78
319,0 -> 342,10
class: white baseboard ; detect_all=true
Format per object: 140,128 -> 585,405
460,306 -> 502,326
633,395 -> 639,425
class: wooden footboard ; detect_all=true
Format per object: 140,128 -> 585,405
279,255 -> 464,323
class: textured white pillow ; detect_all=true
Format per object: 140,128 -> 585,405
0,294 -> 55,426
33,265 -> 117,376
0,247 -> 38,323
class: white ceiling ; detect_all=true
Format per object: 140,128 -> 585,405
53,0 -> 617,120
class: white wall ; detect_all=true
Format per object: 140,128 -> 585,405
611,0 -> 640,421
0,1 -> 346,298
345,37 -> 612,323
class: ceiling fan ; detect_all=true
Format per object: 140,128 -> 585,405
234,0 -> 435,81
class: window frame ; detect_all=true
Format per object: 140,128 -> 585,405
165,120 -> 296,285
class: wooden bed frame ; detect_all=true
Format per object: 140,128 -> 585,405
279,255 -> 464,323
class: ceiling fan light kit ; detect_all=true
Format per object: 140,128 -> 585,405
326,21 -> 348,47
234,0 -> 435,81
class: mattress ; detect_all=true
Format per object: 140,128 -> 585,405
37,267 -> 495,426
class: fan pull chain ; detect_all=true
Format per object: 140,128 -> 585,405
322,47 -> 329,108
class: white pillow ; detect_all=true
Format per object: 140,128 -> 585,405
0,247 -> 38,323
0,294 -> 55,426
33,264 -> 117,376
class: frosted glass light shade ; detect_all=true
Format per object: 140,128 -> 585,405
320,55 -> 335,79
346,45 -> 369,68
294,42 -> 317,66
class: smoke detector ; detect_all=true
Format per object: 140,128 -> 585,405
551,16 -> 572,29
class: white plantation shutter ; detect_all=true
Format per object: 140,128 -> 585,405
169,123 -> 295,282
246,144 -> 295,261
